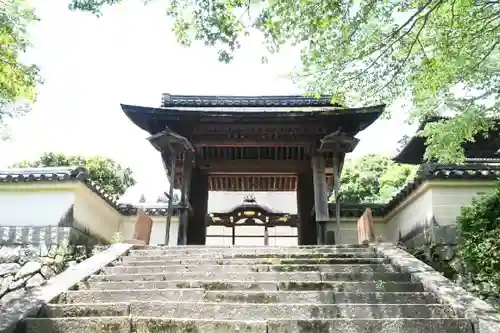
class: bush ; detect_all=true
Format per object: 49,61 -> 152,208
455,183 -> 500,302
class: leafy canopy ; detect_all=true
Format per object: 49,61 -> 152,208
0,0 -> 39,138
339,154 -> 417,203
70,0 -> 499,163
11,152 -> 137,197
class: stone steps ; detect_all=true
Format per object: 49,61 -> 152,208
23,317 -> 473,333
102,263 -> 396,274
204,291 -> 437,304
22,245 -> 473,333
83,280 -> 425,292
41,302 -> 456,319
89,271 -> 412,282
127,249 -> 375,258
61,289 -> 437,304
121,255 -> 386,264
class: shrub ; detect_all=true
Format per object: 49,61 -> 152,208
455,182 -> 500,302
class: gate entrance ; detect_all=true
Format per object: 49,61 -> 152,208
206,194 -> 298,246
121,94 -> 384,245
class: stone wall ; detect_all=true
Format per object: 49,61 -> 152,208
398,221 -> 500,309
0,226 -> 103,247
0,243 -> 108,306
397,218 -> 458,278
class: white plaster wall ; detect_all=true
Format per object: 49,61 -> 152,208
120,216 -> 180,246
0,190 -> 75,226
385,189 -> 433,243
73,186 -> 122,241
431,184 -> 496,225
325,219 -> 386,244
384,182 -> 497,243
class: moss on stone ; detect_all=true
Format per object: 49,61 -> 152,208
99,322 -> 122,333
176,281 -> 191,288
296,320 -> 330,333
203,281 -> 230,290
138,319 -> 199,333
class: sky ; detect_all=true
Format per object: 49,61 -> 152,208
0,0 -> 417,207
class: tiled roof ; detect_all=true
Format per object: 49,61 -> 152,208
328,203 -> 387,218
2,164 -> 498,219
217,194 -> 284,215
326,163 -> 500,217
0,167 -> 179,216
393,116 -> 500,164
118,204 -> 180,216
384,163 -> 500,212
0,166 -> 88,182
161,94 -> 342,108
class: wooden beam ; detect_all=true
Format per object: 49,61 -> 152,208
195,159 -> 310,173
192,139 -> 315,148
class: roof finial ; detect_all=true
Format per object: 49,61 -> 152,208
243,193 -> 256,203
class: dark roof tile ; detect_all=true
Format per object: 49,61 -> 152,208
0,167 -> 178,217
161,94 -> 341,108
384,163 -> 500,212
117,204 -> 180,216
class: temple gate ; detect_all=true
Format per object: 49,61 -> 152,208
121,94 -> 384,245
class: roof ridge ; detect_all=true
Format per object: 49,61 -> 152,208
161,94 -> 343,108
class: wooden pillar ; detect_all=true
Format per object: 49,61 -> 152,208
162,151 -> 177,246
297,170 -> 316,245
186,167 -> 209,245
177,152 -> 194,245
264,226 -> 269,246
311,155 -> 330,245
232,226 -> 235,246
332,155 -> 343,244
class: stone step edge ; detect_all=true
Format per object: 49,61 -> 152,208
126,251 -> 375,255
86,279 -> 418,285
107,263 -> 392,269
45,301 -> 450,307
25,316 -> 471,323
92,271 -> 407,276
132,246 -> 372,250
120,257 -> 383,261
62,289 -> 431,295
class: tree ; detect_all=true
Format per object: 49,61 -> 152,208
338,154 -> 417,203
11,152 -> 136,197
70,0 -> 499,163
0,0 -> 40,138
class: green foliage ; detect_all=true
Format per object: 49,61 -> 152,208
0,0 -> 40,138
70,0 -> 499,164
455,184 -> 500,300
11,152 -> 136,197
339,154 -> 417,203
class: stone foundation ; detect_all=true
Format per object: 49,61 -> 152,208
0,244 -> 109,306
0,226 -> 105,247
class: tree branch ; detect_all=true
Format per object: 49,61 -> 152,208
376,8 -> 433,94
472,40 -> 500,70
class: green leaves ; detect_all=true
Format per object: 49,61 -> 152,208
338,154 -> 417,203
456,183 -> 500,301
10,152 -> 137,197
68,0 -> 500,163
0,0 -> 40,135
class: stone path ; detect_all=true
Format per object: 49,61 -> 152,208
21,245 -> 473,332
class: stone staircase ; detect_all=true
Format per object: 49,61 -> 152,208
22,245 -> 474,332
